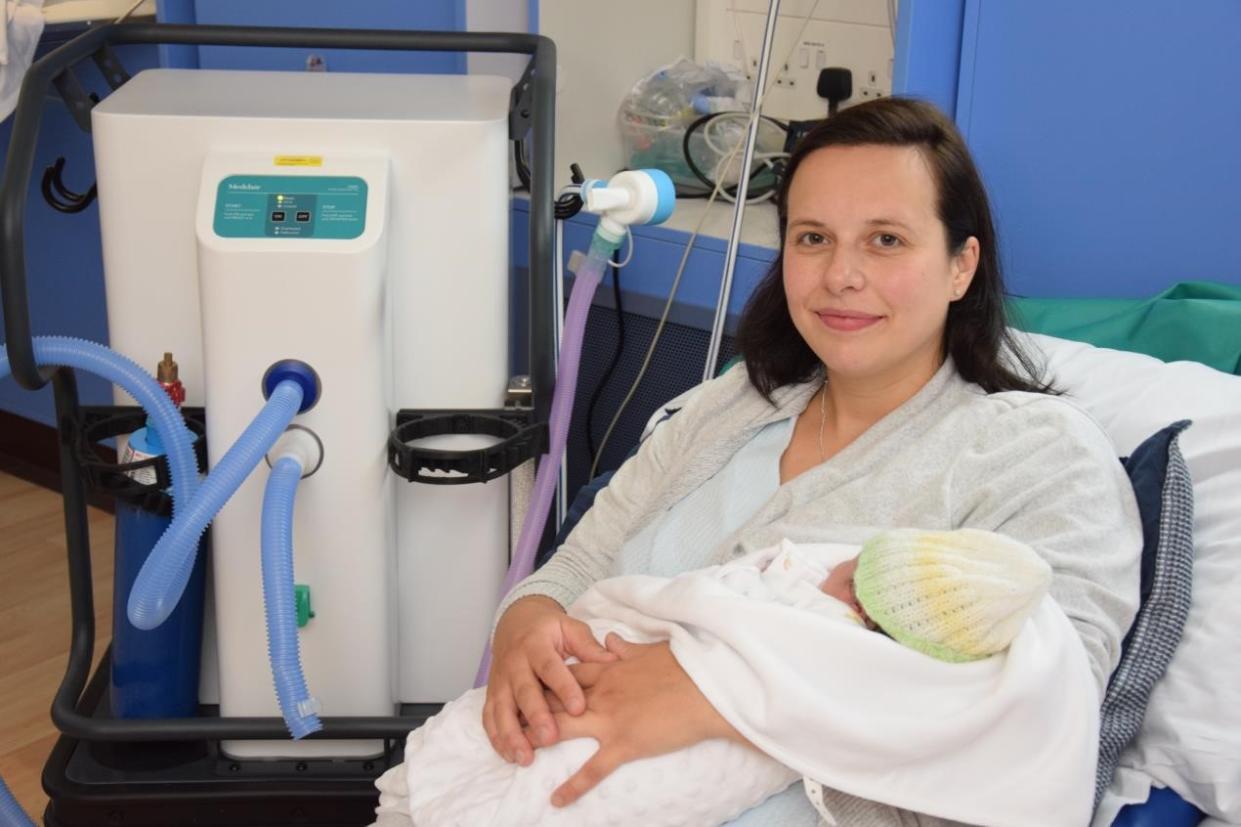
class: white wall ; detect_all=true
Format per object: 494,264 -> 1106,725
695,0 -> 896,121
537,0 -> 696,191
467,1 -> 777,246
465,0 -> 531,81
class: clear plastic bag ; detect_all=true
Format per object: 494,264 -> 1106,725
618,58 -> 780,191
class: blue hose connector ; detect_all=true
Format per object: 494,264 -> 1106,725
643,168 -> 677,225
263,360 -> 320,413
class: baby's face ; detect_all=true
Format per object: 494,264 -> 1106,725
819,556 -> 873,627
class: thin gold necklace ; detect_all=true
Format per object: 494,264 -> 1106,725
817,381 -> 828,461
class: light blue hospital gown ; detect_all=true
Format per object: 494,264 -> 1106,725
609,416 -> 819,826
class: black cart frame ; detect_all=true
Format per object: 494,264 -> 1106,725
0,22 -> 556,826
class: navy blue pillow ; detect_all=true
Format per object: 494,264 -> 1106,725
543,467 -> 618,569
1113,785 -> 1204,827
1122,421 -> 1193,613
540,409 -> 678,570
1097,420 -> 1196,813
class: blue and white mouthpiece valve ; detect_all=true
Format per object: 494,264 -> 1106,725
583,169 -> 676,242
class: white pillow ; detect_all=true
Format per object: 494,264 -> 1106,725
1019,332 -> 1241,823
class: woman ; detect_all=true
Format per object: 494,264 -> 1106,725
484,98 -> 1141,824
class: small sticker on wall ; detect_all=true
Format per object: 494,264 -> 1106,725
274,156 -> 323,167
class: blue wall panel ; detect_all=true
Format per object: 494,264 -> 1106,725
156,0 -> 199,68
955,0 -> 1241,298
892,0 -> 966,117
188,1 -> 467,74
0,44 -> 162,425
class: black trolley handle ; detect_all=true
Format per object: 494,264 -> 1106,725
0,22 -> 558,427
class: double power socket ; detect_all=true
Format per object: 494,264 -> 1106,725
695,0 -> 896,121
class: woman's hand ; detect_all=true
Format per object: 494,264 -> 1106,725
484,596 -> 617,767
545,634 -> 753,808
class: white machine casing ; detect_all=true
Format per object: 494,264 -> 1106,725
91,69 -> 512,758
196,152 -> 392,759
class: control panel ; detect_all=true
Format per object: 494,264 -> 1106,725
213,175 -> 369,240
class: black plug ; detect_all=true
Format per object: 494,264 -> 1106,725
817,67 -> 853,115
784,119 -> 825,154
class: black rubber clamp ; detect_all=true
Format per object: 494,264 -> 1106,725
387,409 -> 547,485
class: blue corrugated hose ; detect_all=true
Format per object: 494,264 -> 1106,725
127,380 -> 303,630
261,455 -> 322,739
0,774 -> 35,827
0,341 -> 314,823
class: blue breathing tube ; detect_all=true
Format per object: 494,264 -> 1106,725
261,452 -> 322,739
0,776 -> 33,827
0,337 -> 204,621
0,774 -> 33,827
1,337 -> 199,501
2,338 -> 316,633
0,337 -> 200,827
127,379 -> 305,630
0,343 -> 320,820
0,339 -> 308,631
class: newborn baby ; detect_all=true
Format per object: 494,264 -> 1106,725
372,528 -> 1052,827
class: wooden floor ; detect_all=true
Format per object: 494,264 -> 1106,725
0,471 -> 114,822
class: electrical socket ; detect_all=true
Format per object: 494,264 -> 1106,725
695,0 -> 894,121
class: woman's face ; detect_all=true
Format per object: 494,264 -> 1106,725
782,144 -> 979,385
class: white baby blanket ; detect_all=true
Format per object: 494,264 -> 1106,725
374,540 -> 1100,827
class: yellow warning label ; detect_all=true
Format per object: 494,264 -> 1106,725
274,155 -> 323,167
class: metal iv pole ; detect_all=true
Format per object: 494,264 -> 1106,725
701,0 -> 783,382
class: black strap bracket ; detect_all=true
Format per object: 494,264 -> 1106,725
388,409 -> 546,485
91,44 -> 132,91
51,68 -> 98,133
49,46 -> 131,135
72,405 -> 208,516
508,59 -> 535,140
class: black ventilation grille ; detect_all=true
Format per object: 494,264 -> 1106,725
565,298 -> 738,500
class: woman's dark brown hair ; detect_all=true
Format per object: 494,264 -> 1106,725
734,97 -> 1051,400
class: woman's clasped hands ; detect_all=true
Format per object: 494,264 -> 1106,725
483,597 -> 749,808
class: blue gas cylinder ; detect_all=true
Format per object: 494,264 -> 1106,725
110,422 -> 207,718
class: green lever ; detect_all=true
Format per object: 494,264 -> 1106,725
295,584 -> 315,628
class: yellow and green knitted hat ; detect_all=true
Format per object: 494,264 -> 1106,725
853,528 -> 1052,663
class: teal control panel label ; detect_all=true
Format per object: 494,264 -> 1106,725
213,175 -> 368,240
